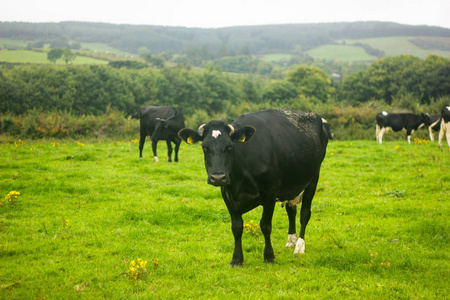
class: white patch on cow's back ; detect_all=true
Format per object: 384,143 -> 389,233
382,111 -> 388,116
212,130 -> 222,139
294,238 -> 305,254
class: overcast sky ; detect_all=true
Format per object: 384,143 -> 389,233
1,0 -> 450,29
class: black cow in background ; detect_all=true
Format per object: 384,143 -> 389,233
428,114 -> 441,142
179,109 -> 328,266
439,106 -> 450,149
376,111 -> 431,144
129,106 -> 185,161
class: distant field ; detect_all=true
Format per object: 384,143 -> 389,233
260,53 -> 293,63
339,36 -> 450,59
80,43 -> 132,56
0,38 -> 29,49
0,49 -> 109,65
306,45 -> 377,62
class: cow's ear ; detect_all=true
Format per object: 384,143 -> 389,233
179,128 -> 202,145
230,126 -> 256,143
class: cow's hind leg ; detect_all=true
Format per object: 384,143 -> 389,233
285,204 -> 298,248
174,139 -> 181,162
166,140 -> 173,162
295,173 -> 320,254
152,140 -> 159,162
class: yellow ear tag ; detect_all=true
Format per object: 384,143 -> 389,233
239,134 -> 246,142
187,136 -> 194,145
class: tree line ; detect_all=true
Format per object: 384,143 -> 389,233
2,21 -> 449,56
1,54 -> 449,140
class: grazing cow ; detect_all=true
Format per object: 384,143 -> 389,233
129,106 -> 185,161
428,114 -> 441,142
376,111 -> 431,144
438,106 -> 450,149
179,109 -> 328,266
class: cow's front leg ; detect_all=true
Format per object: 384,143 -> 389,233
152,140 -> 159,162
230,214 -> 244,267
260,202 -> 276,263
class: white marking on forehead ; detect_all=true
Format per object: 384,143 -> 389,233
382,111 -> 388,116
446,106 -> 450,111
212,130 -> 222,139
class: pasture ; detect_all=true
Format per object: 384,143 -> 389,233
0,49 -> 109,65
338,36 -> 450,59
0,138 -> 448,299
306,45 -> 377,62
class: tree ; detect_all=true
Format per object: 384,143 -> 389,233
262,80 -> 298,102
62,48 -> 76,64
47,48 -> 64,64
286,65 -> 333,102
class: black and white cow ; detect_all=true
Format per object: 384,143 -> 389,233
376,111 -> 431,144
428,114 -> 441,142
438,106 -> 450,149
179,109 -> 328,266
129,106 -> 185,161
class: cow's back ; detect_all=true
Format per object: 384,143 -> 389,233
232,109 -> 327,200
140,106 -> 179,134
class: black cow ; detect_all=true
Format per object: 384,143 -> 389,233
129,106 -> 185,161
428,114 -> 441,142
179,109 -> 328,266
438,106 -> 450,149
376,111 -> 431,144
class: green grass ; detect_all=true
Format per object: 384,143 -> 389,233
260,53 -> 293,63
306,45 -> 378,62
0,49 -> 109,65
338,36 -> 450,59
0,138 -> 448,298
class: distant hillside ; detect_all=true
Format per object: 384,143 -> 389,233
1,21 -> 449,56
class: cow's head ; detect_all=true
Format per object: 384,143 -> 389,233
421,113 -> 432,126
151,118 -> 170,141
179,121 -> 256,186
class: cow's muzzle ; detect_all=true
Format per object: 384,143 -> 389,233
208,173 -> 229,186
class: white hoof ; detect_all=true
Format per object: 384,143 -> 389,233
154,156 -> 159,162
285,234 -> 298,248
294,238 -> 305,254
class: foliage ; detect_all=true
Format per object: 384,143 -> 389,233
339,55 -> 450,104
0,139 -> 448,298
3,21 -> 449,56
287,65 -> 335,102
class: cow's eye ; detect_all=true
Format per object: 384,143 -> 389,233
224,146 -> 232,153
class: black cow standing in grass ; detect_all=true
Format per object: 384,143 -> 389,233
129,106 -> 185,161
439,106 -> 450,149
179,109 -> 328,267
376,111 -> 431,144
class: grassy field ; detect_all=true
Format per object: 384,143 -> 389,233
338,36 -> 450,59
306,45 -> 377,62
0,49 -> 109,65
0,138 -> 448,299
260,54 -> 293,63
